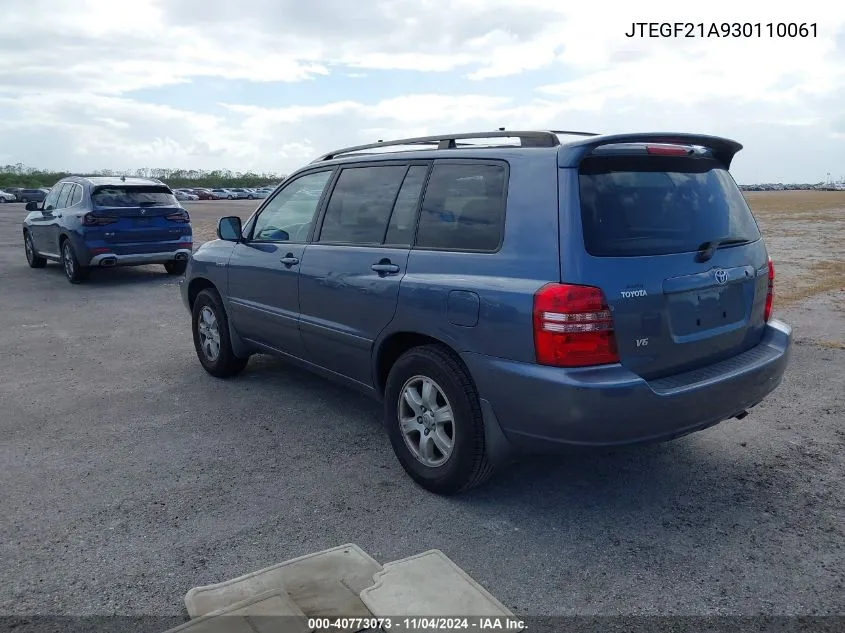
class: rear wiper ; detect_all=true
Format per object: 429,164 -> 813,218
695,237 -> 750,262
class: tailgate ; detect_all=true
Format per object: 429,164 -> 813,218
559,141 -> 771,380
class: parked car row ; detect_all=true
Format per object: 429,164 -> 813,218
0,187 -> 49,203
3,185 -> 280,204
174,187 -> 275,201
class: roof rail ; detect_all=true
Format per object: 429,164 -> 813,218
311,129 -> 600,162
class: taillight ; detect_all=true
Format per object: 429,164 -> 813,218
533,283 -> 619,367
83,213 -> 118,226
645,144 -> 692,156
167,210 -> 190,223
764,257 -> 775,322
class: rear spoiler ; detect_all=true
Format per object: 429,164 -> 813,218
557,133 -> 743,169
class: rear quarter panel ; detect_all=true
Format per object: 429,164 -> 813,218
380,152 -> 562,364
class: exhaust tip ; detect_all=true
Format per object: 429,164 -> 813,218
100,257 -> 117,267
175,253 -> 188,261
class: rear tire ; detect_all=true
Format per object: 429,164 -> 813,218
192,289 -> 249,378
24,231 -> 46,268
61,239 -> 89,284
384,344 -> 495,495
164,260 -> 187,275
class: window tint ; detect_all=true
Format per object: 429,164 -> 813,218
578,156 -> 761,257
318,166 -> 407,244
56,184 -> 73,209
252,170 -> 332,242
43,185 -> 62,210
415,163 -> 507,251
70,185 -> 83,206
91,186 -> 178,208
385,166 -> 428,245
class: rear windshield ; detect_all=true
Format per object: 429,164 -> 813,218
91,186 -> 178,207
578,156 -> 761,257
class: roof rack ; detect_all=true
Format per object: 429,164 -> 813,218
311,129 -> 600,162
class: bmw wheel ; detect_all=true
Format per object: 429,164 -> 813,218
24,231 -> 46,268
61,239 -> 89,284
384,344 -> 494,495
164,260 -> 188,275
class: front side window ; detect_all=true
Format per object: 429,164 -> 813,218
42,184 -> 62,211
415,162 -> 507,251
251,170 -> 333,242
91,186 -> 178,208
318,165 -> 408,244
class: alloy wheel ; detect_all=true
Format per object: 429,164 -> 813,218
197,306 -> 221,362
397,375 -> 455,467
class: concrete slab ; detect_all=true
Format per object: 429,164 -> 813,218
164,589 -> 312,633
359,550 -> 514,618
184,544 -> 381,619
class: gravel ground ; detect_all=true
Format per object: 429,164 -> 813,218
0,201 -> 843,618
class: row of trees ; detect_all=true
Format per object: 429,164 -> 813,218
0,164 -> 285,190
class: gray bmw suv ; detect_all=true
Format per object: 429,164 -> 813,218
180,130 -> 792,495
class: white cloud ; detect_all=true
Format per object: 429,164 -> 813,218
0,0 -> 843,182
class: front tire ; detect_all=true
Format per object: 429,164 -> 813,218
61,239 -> 89,284
164,260 -> 187,275
192,289 -> 248,378
24,231 -> 46,268
384,344 -> 494,495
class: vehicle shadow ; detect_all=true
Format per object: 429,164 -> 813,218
235,354 -> 784,527
38,261 -> 182,288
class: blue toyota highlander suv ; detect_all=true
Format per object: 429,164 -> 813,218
23,176 -> 193,283
180,130 -> 792,495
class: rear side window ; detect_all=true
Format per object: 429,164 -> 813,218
416,162 -> 507,252
385,165 -> 428,245
57,185 -> 74,208
70,185 -> 83,206
579,156 -> 761,257
91,186 -> 178,208
319,165 -> 407,244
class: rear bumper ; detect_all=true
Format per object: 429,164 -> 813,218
462,319 -> 792,452
88,248 -> 192,267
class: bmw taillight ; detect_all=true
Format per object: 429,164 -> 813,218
83,213 -> 118,226
764,257 -> 775,322
533,283 -> 619,367
166,210 -> 190,223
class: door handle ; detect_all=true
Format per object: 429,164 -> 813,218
371,261 -> 400,275
280,254 -> 300,267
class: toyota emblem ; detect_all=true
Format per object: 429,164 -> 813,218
714,269 -> 728,285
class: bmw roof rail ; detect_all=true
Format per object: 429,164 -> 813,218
311,129 -> 601,162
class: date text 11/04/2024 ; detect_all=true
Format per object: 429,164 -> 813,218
625,22 -> 818,38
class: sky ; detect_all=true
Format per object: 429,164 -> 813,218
1,0 -> 843,184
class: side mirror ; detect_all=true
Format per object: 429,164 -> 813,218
25,201 -> 39,212
217,216 -> 242,242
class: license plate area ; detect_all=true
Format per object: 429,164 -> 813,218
667,283 -> 745,335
